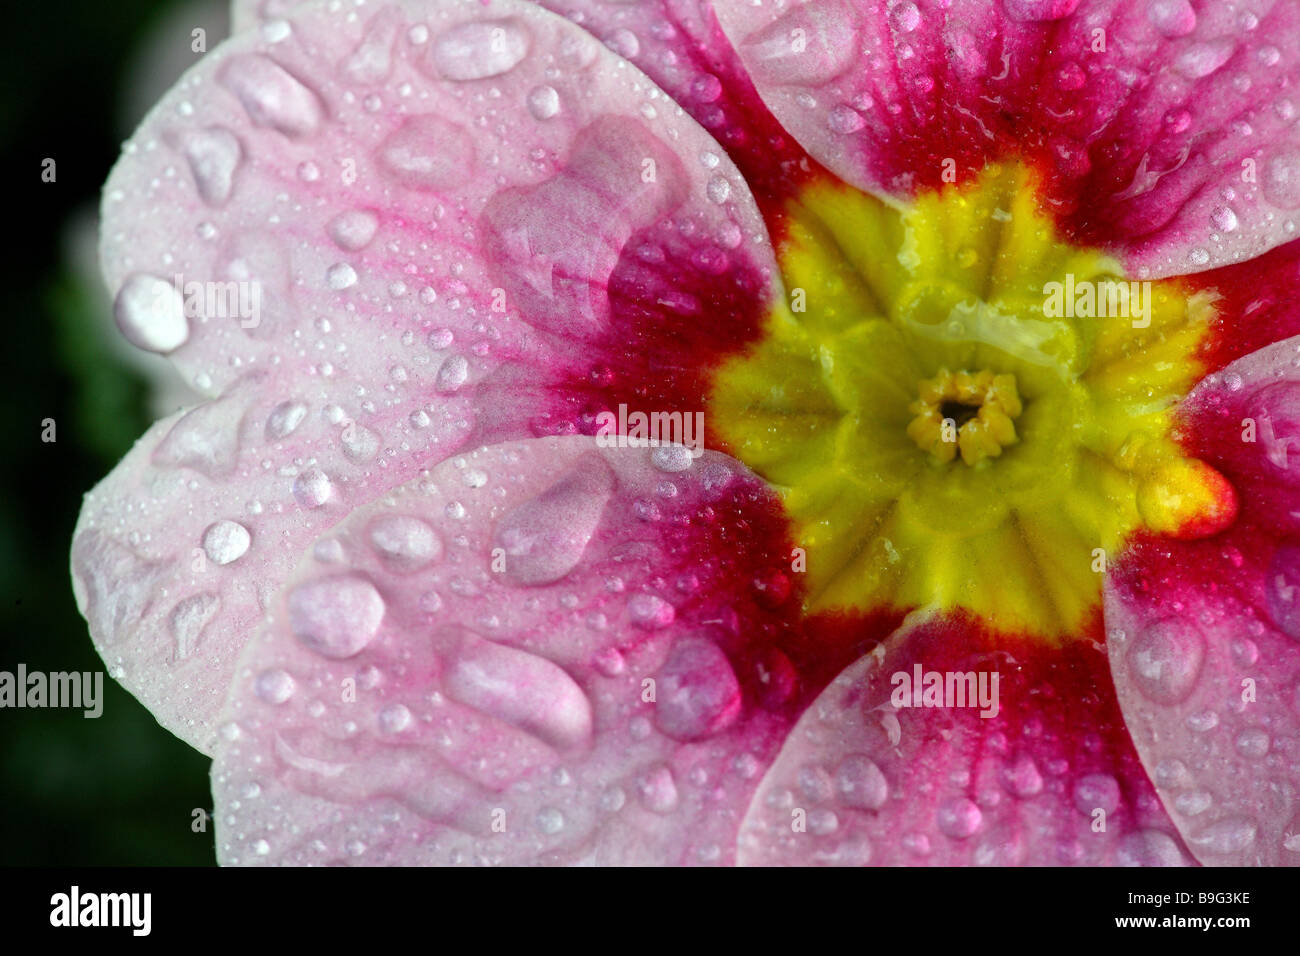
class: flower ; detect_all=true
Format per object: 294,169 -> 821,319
73,0 -> 1300,866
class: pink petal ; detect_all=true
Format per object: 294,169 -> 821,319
85,0 -> 773,750
1105,334 -> 1300,865
711,0 -> 1300,276
211,438 -> 806,865
736,612 -> 1193,866
240,0 -> 819,212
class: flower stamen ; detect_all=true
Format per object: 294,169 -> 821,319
907,369 -> 1023,466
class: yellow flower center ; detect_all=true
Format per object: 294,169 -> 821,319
906,368 -> 1023,466
708,162 -> 1233,639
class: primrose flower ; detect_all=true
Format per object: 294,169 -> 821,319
73,0 -> 1300,865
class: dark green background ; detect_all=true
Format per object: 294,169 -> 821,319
1,0 -> 229,865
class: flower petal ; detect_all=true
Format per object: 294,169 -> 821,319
736,611 -> 1192,865
711,0 -> 1300,276
1195,235 -> 1300,373
240,0 -> 818,212
87,0 -> 775,750
211,437 -> 809,865
1105,335 -> 1300,865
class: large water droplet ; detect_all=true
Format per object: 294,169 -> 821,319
265,400 -> 307,440
377,115 -> 474,191
637,764 -> 680,814
220,54 -> 325,138
113,274 -> 189,353
493,455 -> 614,586
442,628 -> 593,750
288,573 -> 385,658
526,85 -> 560,120
293,468 -> 333,509
1072,773 -> 1120,814
340,6 -> 401,83
367,514 -> 441,573
1262,148 -> 1300,209
175,126 -> 242,206
327,209 -> 379,251
202,519 -> 251,565
936,797 -> 982,838
429,20 -> 529,81
653,636 -> 741,741
1174,40 -> 1235,80
1146,0 -> 1196,36
254,667 -> 296,704
1126,619 -> 1204,704
1190,816 -> 1257,855
835,754 -> 888,810
169,592 -> 220,660
742,2 -> 858,86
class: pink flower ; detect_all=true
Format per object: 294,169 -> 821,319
74,0 -> 1300,865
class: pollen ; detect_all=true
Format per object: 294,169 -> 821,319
907,369 -> 1023,465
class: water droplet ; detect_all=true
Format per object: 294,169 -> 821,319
202,519 -> 251,565
435,354 -> 469,393
653,637 -> 741,741
1190,816 -> 1257,855
288,574 -> 385,659
628,592 -> 675,628
1174,40 -> 1235,80
828,103 -> 866,133
327,209 -> 379,251
293,468 -> 333,509
429,20 -> 529,81
378,703 -> 412,733
341,423 -> 380,463
1210,205 -> 1239,232
535,806 -> 565,834
1235,727 -> 1270,757
378,115 -> 474,191
1073,773 -> 1120,814
999,755 -> 1044,797
220,54 -> 324,138
605,28 -> 640,59
1147,0 -> 1196,36
493,456 -> 614,586
651,444 -> 694,472
1175,790 -> 1213,815
113,274 -> 188,353
175,126 -> 242,206
836,754 -> 888,810
526,85 -> 560,120
340,6 -> 401,83
1126,619 -> 1204,704
1262,149 -> 1300,209
265,400 -> 307,440
327,262 -> 358,290
169,592 -> 220,660
254,668 -> 296,704
367,514 -> 442,572
936,797 -> 982,839
637,764 -> 679,814
443,628 -> 593,750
